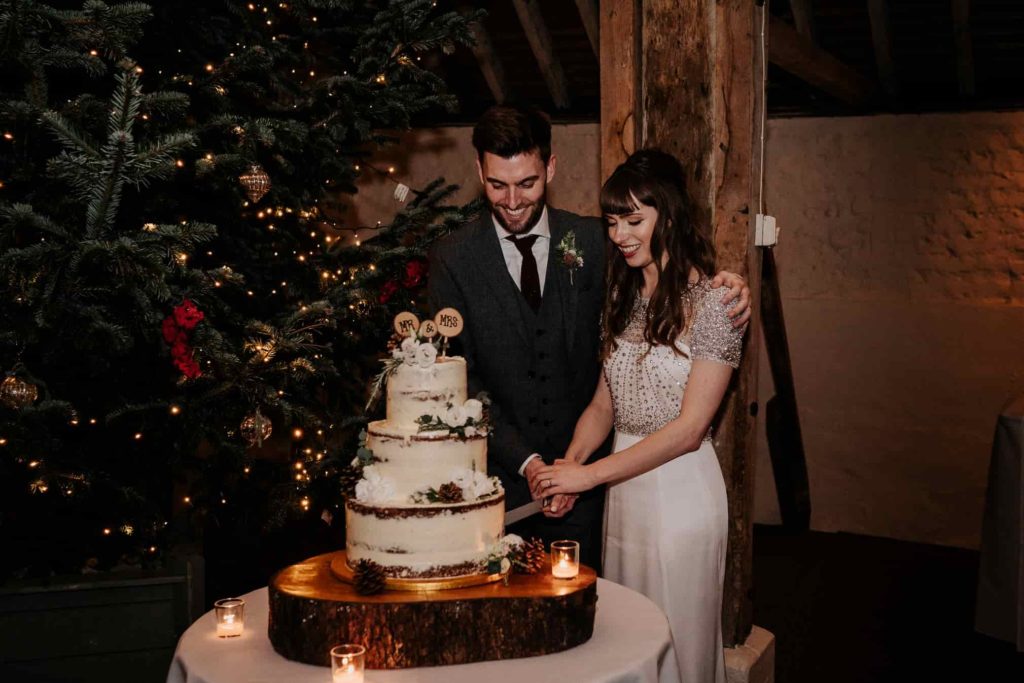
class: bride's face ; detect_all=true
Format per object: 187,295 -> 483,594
605,200 -> 659,269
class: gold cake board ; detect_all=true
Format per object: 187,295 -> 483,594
328,550 -> 505,591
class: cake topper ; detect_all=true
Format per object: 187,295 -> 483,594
418,319 -> 438,339
434,308 -> 463,357
393,311 -> 420,337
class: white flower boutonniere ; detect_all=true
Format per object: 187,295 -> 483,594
556,231 -> 584,285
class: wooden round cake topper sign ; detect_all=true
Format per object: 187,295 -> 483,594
418,319 -> 438,339
393,311 -> 420,338
434,308 -> 464,338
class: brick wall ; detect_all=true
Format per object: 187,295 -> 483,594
755,112 -> 1024,548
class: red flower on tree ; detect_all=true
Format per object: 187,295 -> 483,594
162,299 -> 205,379
378,280 -> 399,304
402,259 -> 428,289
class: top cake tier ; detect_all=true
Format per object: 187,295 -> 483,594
386,356 -> 467,431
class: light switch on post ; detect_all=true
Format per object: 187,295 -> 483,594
755,213 -> 777,247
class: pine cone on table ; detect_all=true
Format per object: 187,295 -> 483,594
353,559 -> 386,595
511,537 -> 547,575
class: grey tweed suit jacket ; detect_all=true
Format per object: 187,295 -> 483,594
428,207 -> 607,508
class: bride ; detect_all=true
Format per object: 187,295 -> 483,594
532,149 -> 745,683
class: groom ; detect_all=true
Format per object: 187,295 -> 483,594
428,105 -> 749,568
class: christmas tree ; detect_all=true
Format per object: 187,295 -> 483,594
0,0 -> 482,580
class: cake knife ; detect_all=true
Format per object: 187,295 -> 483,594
504,497 -> 551,526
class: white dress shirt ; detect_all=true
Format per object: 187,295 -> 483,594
492,206 -> 550,295
491,207 -> 551,478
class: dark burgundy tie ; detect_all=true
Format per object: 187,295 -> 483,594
506,234 -> 541,312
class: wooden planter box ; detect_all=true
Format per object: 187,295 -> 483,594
0,555 -> 202,683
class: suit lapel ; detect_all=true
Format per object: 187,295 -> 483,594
469,215 -> 530,345
549,212 -> 579,356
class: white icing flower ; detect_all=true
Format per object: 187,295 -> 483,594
463,398 -> 483,421
445,404 -> 468,428
448,467 -> 496,500
415,342 -> 437,368
501,534 -> 524,554
391,347 -> 403,360
464,425 -> 477,437
354,465 -> 396,503
401,336 -> 418,366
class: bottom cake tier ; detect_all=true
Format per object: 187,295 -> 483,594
344,493 -> 505,578
269,551 -> 598,668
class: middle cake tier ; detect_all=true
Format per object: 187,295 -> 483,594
364,420 -> 487,500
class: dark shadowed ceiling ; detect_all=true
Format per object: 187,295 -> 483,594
425,0 -> 1024,123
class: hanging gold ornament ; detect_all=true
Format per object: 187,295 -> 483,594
239,163 -> 271,203
0,374 -> 38,409
240,409 -> 273,447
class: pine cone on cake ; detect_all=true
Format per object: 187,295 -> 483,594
511,537 -> 547,575
436,482 -> 464,503
353,559 -> 386,595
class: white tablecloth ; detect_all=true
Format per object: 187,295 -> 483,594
167,578 -> 677,683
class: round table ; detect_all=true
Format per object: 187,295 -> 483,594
167,579 -> 677,683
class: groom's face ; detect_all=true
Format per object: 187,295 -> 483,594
477,150 -> 557,235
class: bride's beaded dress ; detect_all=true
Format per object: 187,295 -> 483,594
602,279 -> 744,683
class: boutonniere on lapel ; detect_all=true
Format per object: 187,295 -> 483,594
556,231 -> 584,285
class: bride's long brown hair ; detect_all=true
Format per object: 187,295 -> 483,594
600,149 -> 716,359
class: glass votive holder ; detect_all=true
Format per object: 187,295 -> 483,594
214,598 -> 245,637
550,540 -> 580,579
330,644 -> 366,683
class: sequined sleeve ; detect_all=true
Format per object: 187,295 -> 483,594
689,284 -> 744,368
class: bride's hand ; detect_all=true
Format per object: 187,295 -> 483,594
533,460 -> 598,496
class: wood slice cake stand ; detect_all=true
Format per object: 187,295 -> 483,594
268,551 -> 598,669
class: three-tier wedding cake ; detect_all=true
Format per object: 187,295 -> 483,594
345,332 -> 505,580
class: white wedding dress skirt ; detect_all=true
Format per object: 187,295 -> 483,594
603,432 -> 728,683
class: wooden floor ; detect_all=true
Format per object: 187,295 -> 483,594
752,525 -> 1024,682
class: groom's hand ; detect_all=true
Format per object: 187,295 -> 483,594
524,458 -> 547,500
711,270 -> 752,328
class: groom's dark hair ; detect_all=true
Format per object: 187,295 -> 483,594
472,104 -> 552,164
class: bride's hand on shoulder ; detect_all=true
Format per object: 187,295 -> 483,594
534,460 -> 598,496
710,270 -> 751,328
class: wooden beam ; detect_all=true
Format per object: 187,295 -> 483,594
952,0 -> 975,96
599,0 -> 640,181
641,0 -> 761,648
511,0 -> 571,109
769,15 -> 877,107
789,0 -> 817,44
466,18 -> 511,104
867,0 -> 899,98
574,0 -> 600,58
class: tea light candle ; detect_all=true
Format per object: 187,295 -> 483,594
214,598 -> 245,637
550,540 -> 580,579
330,644 -> 366,683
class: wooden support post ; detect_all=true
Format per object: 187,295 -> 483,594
466,16 -> 512,104
952,0 -> 975,97
789,0 -> 818,44
761,249 -> 811,531
575,0 -> 600,58
867,0 -> 900,98
512,0 -> 572,109
769,16 -> 877,107
623,0 -> 762,647
599,0 -> 640,181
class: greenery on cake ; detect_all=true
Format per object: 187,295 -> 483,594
365,333 -> 444,412
340,430 -> 380,498
410,468 -> 500,504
